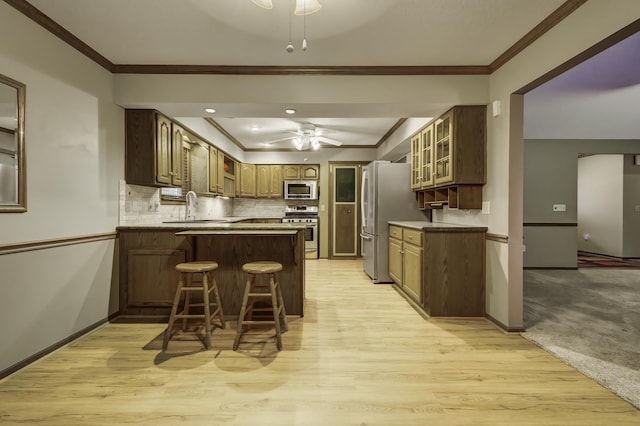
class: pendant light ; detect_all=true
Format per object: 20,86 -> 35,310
251,0 -> 273,9
294,0 -> 321,15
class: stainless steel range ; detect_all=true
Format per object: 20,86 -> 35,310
282,205 -> 318,258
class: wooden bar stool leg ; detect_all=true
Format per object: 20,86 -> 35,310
163,273 -> 185,350
274,274 -> 288,333
201,271 -> 212,350
233,277 -> 253,351
211,276 -> 225,329
182,273 -> 192,331
269,274 -> 283,351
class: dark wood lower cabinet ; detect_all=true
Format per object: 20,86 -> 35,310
118,227 -> 305,320
389,223 -> 487,317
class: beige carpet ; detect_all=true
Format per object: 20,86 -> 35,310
523,268 -> 640,409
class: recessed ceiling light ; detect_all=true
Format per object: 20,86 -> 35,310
251,125 -> 261,131
204,108 -> 216,113
285,108 -> 296,115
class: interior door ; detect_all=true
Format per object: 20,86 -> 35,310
329,163 -> 363,258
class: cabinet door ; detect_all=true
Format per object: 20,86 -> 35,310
235,160 -> 242,197
283,165 -> 301,180
156,114 -> 172,185
403,242 -> 422,303
216,150 -> 225,194
421,124 -> 434,188
301,165 -> 319,179
410,132 -> 422,190
171,124 -> 184,187
434,112 -> 453,185
208,146 -> 219,193
270,165 -> 283,197
256,165 -> 271,197
127,249 -> 186,307
240,163 -> 256,197
388,237 -> 403,285
189,142 -> 209,194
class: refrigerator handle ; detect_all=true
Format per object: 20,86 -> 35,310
359,233 -> 372,240
360,169 -> 367,230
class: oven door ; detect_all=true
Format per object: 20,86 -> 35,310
304,223 -> 318,258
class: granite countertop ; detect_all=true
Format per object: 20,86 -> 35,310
117,217 -> 305,231
388,221 -> 488,232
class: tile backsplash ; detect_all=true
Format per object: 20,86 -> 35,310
118,180 -> 286,225
233,197 -> 287,218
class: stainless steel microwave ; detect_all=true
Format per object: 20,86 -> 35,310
284,180 -> 318,200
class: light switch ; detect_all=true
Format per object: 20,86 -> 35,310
553,204 -> 566,212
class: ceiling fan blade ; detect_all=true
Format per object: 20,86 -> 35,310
314,127 -> 336,135
262,136 -> 296,144
318,136 -> 343,146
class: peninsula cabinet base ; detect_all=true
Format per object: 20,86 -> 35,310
117,228 -> 305,320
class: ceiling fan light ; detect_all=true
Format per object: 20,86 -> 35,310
311,139 -> 320,150
295,0 -> 321,15
293,138 -> 304,150
251,0 -> 273,10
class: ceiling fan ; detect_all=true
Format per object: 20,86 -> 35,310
264,124 -> 343,151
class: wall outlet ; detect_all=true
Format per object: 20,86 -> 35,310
481,201 -> 490,214
553,204 -> 566,212
522,245 -> 526,252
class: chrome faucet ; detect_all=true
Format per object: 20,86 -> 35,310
185,191 -> 198,221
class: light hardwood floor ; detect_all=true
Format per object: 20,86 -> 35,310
0,259 -> 638,425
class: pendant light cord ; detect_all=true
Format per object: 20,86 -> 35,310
286,0 -> 294,52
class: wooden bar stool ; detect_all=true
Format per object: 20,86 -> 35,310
233,261 -> 288,351
162,261 -> 225,350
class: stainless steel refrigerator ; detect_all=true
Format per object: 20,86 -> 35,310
360,160 -> 428,283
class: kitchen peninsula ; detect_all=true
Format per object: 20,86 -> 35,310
117,220 -> 307,321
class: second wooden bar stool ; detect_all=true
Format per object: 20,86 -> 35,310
163,261 -> 225,350
233,261 -> 288,351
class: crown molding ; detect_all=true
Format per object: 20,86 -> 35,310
489,0 -> 588,72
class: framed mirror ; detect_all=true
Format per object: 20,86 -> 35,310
0,73 -> 26,212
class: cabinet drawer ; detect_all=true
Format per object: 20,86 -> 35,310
403,228 -> 423,246
389,225 -> 403,239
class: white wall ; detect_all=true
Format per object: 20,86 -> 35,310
577,154 -> 640,258
623,154 -> 640,257
578,155 -> 624,256
0,3 -> 124,373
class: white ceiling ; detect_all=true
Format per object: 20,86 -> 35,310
21,0 -> 638,149
28,0 -> 564,66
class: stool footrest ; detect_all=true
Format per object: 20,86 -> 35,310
175,310 -> 221,320
241,320 -> 276,325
